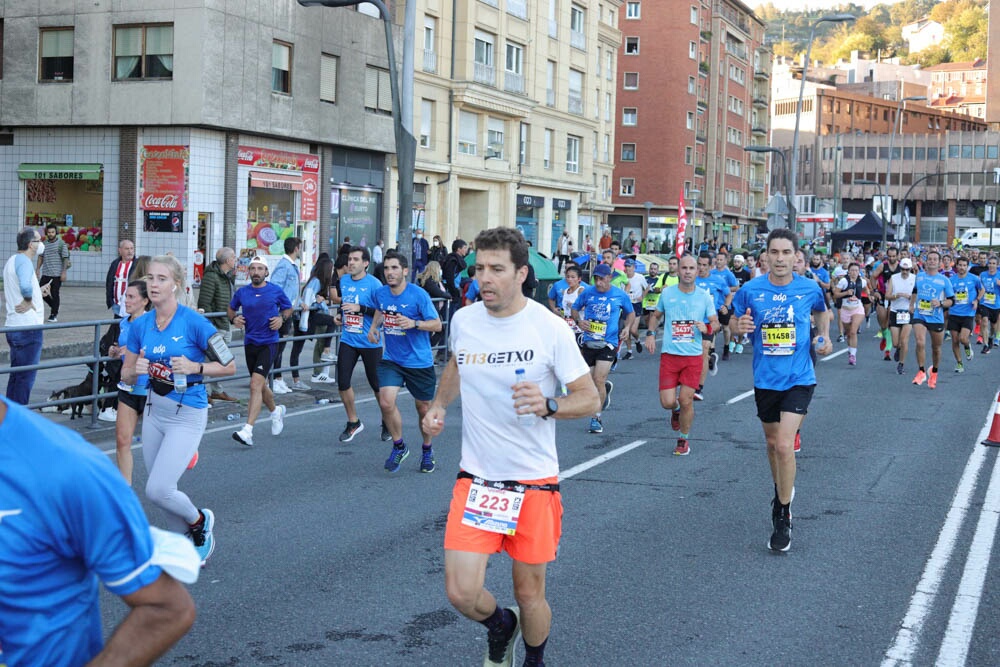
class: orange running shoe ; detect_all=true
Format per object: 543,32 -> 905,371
912,370 -> 927,386
928,370 -> 938,389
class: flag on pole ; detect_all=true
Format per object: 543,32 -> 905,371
676,191 -> 688,257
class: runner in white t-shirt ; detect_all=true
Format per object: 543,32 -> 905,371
423,227 -> 598,667
887,259 -> 917,375
622,259 -> 648,359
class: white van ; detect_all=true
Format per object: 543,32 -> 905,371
960,228 -> 1000,247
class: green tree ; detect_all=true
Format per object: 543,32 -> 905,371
905,43 -> 951,67
944,4 -> 988,60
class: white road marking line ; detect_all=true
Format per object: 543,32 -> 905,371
727,389 -> 755,405
820,348 -> 849,362
561,440 -> 648,480
100,395 -> 380,456
936,442 -> 1000,666
881,394 -> 998,666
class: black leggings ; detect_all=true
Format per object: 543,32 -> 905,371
336,343 -> 382,392
290,312 -> 335,378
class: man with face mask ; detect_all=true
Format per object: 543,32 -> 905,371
412,229 -> 430,274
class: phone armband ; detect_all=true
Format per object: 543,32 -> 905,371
205,332 -> 235,366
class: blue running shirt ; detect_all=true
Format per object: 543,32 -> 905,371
571,285 -> 632,345
0,398 -> 160,667
912,271 -> 955,324
980,270 -> 1000,310
230,281 -> 292,345
374,282 -> 440,367
126,306 -> 217,408
949,273 -> 982,317
656,285 -> 716,356
710,268 -> 738,293
117,315 -> 148,395
695,274 -> 730,311
339,273 -> 382,349
732,274 -> 828,391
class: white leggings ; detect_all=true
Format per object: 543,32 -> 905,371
142,396 -> 208,534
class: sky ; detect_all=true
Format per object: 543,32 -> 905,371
753,0 -> 899,10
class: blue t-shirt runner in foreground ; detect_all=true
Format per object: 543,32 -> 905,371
733,228 -> 832,554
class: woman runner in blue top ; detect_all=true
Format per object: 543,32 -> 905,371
123,255 -> 236,565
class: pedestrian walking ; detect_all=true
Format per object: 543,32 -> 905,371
423,226 -> 598,667
268,237 -> 302,395
36,223 -> 70,322
3,227 -> 46,404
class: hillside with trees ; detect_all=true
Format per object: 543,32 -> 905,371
753,0 -> 987,67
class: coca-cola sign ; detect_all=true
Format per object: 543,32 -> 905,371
140,145 -> 189,213
238,146 -> 320,173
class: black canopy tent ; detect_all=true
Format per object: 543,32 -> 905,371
830,212 -> 895,251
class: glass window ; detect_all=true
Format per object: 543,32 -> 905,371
520,123 -> 529,165
625,37 -> 639,55
40,28 -> 74,82
915,147 -> 925,160
114,25 -> 173,80
623,72 -> 638,89
474,31 -> 494,66
690,5 -> 698,23
506,42 -> 523,74
961,145 -> 972,159
626,2 -> 640,19
621,143 -> 636,161
364,66 -> 392,113
686,112 -> 693,130
928,147 -> 938,160
866,147 -> 876,159
458,111 -> 478,155
423,16 -> 436,51
688,76 -> 695,94
623,107 -> 637,125
842,147 -> 853,159
566,135 -> 581,173
272,40 -> 292,94
570,5 -> 585,33
989,146 -> 999,160
975,145 -> 985,159
487,118 -> 505,158
949,145 -> 960,158
419,99 -> 433,148
544,129 -> 553,168
620,178 -> 635,196
903,147 -> 912,160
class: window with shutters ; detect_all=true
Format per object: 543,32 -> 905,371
320,54 -> 338,103
39,28 -> 74,82
458,110 -> 478,155
272,40 -> 292,94
420,99 -> 433,148
364,65 -> 392,115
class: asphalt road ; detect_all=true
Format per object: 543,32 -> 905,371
94,328 -> 1000,666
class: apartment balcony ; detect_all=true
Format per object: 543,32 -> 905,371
700,30 -> 712,42
422,49 -> 437,74
570,30 -> 586,51
751,124 -> 767,136
754,67 -> 769,80
695,166 -> 706,176
698,61 -> 709,77
750,152 -> 765,164
749,180 -> 765,191
752,95 -> 767,108
504,71 -> 525,94
725,42 -> 747,61
474,62 -> 495,86
695,131 -> 707,144
697,98 -> 708,110
507,0 -> 528,20
568,95 -> 583,115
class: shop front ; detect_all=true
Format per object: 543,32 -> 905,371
19,163 -> 105,254
238,146 -> 319,280
515,194 -> 543,248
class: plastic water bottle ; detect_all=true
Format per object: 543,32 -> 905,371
814,336 -> 825,352
514,369 -> 536,426
174,372 -> 187,392
316,398 -> 330,405
226,413 -> 241,421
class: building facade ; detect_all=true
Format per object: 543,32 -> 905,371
609,0 -> 768,250
926,59 -> 988,120
407,0 -> 621,255
0,1 -> 397,284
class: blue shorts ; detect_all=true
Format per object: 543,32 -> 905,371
376,360 -> 437,401
632,302 -> 643,316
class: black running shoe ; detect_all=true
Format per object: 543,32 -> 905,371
768,499 -> 792,552
485,607 -> 521,666
339,420 -> 364,442
380,422 -> 392,442
636,340 -> 643,354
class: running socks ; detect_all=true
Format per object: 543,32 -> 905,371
679,432 -> 689,440
479,606 -> 515,635
524,637 -> 549,664
393,438 -> 404,448
422,443 -> 432,451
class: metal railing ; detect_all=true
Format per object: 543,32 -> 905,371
0,299 -> 453,427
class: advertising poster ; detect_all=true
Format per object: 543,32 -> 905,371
333,188 -> 380,251
140,145 -> 189,214
144,210 -> 184,233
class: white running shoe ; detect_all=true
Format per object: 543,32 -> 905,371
320,351 -> 335,362
271,404 -> 286,436
98,407 -> 117,422
232,424 -> 254,447
290,379 -> 311,391
310,372 -> 335,384
271,379 -> 292,394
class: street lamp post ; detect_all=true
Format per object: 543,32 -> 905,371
883,94 -> 927,250
298,0 -> 416,261
789,14 -> 856,232
744,145 -> 792,229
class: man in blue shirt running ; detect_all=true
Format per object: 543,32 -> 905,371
0,397 -> 195,666
947,256 -> 982,372
977,255 -> 1000,353
369,251 -> 443,473
735,228 -> 832,552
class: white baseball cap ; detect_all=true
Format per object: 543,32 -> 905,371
900,258 -> 913,269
